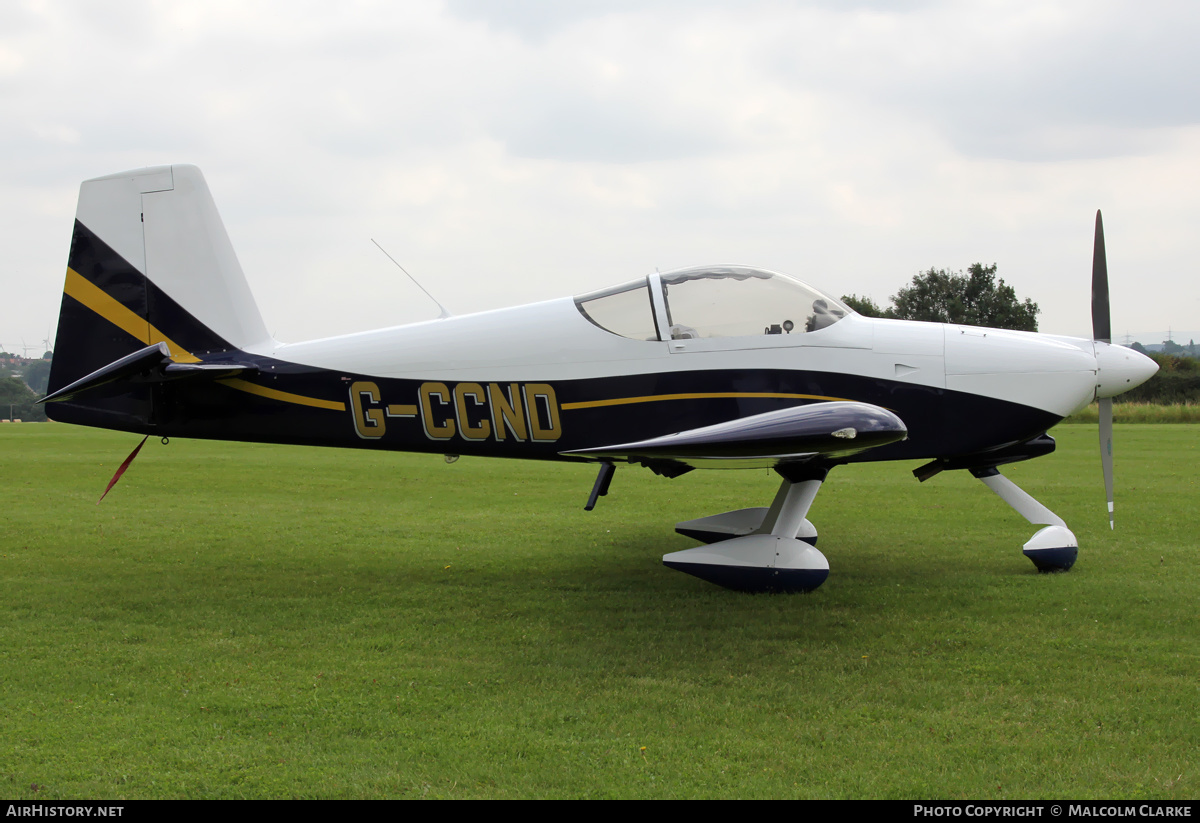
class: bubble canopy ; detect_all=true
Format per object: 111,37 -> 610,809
575,266 -> 851,341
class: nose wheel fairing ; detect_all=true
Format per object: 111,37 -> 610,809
1022,526 -> 1079,572
972,467 -> 1079,573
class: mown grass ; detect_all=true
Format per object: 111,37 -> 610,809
1,423 -> 1196,799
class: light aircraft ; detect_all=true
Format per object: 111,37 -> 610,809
43,165 -> 1158,593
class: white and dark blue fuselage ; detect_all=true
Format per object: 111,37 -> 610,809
44,165 -> 1158,593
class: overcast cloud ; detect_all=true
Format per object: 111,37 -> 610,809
2,0 -> 1198,353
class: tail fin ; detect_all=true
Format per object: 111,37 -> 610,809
47,165 -> 272,430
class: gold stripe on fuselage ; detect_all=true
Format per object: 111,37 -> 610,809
560,391 -> 850,411
62,266 -> 345,411
218,378 -> 346,412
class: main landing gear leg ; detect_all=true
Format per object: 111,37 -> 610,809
971,467 -> 1078,572
663,465 -> 831,593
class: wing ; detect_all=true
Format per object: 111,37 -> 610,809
562,400 -> 907,474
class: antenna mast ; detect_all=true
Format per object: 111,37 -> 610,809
371,240 -> 451,320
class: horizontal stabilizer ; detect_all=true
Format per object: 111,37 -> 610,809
42,343 -> 171,403
563,401 -> 906,471
42,342 -> 258,404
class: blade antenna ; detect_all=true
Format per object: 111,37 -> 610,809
371,239 -> 451,319
1092,210 -> 1115,529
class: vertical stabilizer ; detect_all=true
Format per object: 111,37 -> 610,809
48,165 -> 272,427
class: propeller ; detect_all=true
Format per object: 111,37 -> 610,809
1091,211 -> 1114,529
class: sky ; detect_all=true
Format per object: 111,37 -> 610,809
3,0 -> 1199,354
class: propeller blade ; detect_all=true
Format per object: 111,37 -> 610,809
1092,211 -> 1115,528
1098,398 -> 1114,529
1091,210 -> 1111,343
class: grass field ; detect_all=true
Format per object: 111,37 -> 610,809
1,423 -> 1196,799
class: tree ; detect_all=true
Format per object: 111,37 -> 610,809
840,294 -> 892,319
0,376 -> 47,421
843,263 -> 1038,331
18,358 -> 52,396
891,263 -> 1039,331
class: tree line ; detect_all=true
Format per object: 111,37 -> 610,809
1,352 -> 51,421
1120,352 -> 1200,404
